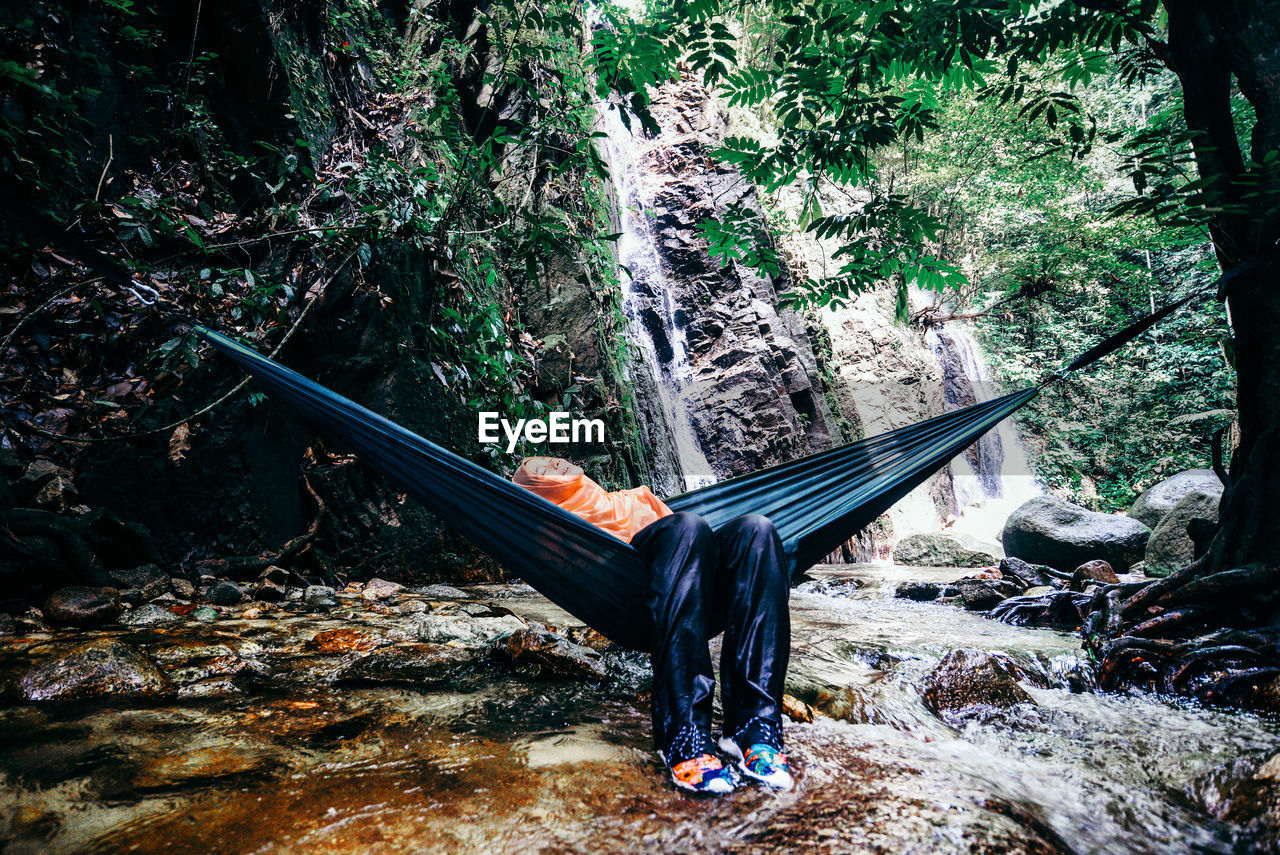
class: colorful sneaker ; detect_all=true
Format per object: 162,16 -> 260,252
661,724 -> 737,795
719,717 -> 794,791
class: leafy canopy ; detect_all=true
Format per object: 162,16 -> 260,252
591,0 -> 1210,314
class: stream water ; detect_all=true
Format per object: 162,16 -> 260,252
1,566 -> 1275,854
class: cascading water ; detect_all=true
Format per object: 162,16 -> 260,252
926,322 -> 1041,547
596,106 -> 717,491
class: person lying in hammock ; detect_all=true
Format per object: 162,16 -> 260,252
513,456 -> 793,795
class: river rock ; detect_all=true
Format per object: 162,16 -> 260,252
0,612 -> 14,636
362,578 -> 405,601
169,577 -> 196,600
492,628 -> 608,681
1220,752 -> 1280,852
417,584 -> 468,599
923,649 -> 1033,716
1128,469 -> 1222,529
303,585 -> 337,608
128,739 -> 278,789
191,606 -> 219,621
119,603 -> 184,627
894,581 -> 943,602
251,579 -> 286,602
892,533 -> 996,567
1002,495 -> 1150,572
339,643 -> 477,686
1070,560 -> 1119,592
949,578 -> 1025,611
43,586 -> 122,627
20,639 -> 174,701
203,580 -> 244,605
108,564 -> 170,604
1144,490 -> 1222,578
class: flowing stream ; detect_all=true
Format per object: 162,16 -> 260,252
2,567 -> 1276,853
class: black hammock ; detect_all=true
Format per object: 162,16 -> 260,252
192,279 -> 1211,652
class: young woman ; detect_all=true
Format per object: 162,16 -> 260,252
513,456 -> 793,795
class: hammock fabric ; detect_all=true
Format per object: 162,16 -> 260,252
192,282 -> 1201,651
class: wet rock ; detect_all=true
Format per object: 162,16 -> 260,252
128,739 -> 278,789
998,557 -> 1057,589
203,580 -> 244,605
894,581 -> 943,602
1144,490 -> 1222,578
990,592 -> 1091,629
923,649 -> 1033,716
107,564 -> 170,604
309,628 -> 382,653
303,585 -> 337,608
782,693 -> 817,723
1023,585 -> 1054,596
43,586 -> 122,627
20,639 -> 174,701
417,584 -> 468,599
251,579 -> 287,602
191,606 -> 219,622
949,578 -> 1025,611
169,577 -> 196,601
362,578 -> 405,601
892,533 -> 996,568
1070,560 -> 1119,591
0,612 -> 14,635
1220,751 -> 1280,852
338,643 -> 477,686
260,565 -> 289,585
176,677 -> 246,699
492,628 -> 608,681
1002,495 -> 1150,573
32,474 -> 79,511
1128,469 -> 1222,530
410,612 -> 526,646
119,604 -> 184,627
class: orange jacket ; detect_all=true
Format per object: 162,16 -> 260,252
513,456 -> 672,543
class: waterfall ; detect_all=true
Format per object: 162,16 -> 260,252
596,106 -> 718,491
926,323 -> 1041,547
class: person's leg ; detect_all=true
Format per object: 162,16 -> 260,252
712,513 -> 790,740
630,511 -> 719,754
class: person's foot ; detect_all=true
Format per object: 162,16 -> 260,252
661,725 -> 737,795
719,716 -> 794,791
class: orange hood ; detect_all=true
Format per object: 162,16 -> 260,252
513,456 -> 672,543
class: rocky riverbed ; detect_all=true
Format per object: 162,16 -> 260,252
1,567 -> 1278,853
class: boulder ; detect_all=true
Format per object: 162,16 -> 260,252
894,581 -> 944,602
20,639 -> 174,701
107,564 -> 170,604
892,533 -> 996,568
948,578 -> 1025,611
1070,560 -> 1119,592
118,604 -> 184,627
251,580 -> 287,602
169,577 -> 196,601
303,585 -> 337,608
1128,469 -> 1223,530
1145,490 -> 1222,578
339,643 -> 477,686
362,578 -> 405,601
923,649 -> 1033,716
203,580 -> 244,605
1002,495 -> 1150,573
492,628 -> 608,681
43,586 -> 122,627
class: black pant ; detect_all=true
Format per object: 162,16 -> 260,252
631,512 -> 791,752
